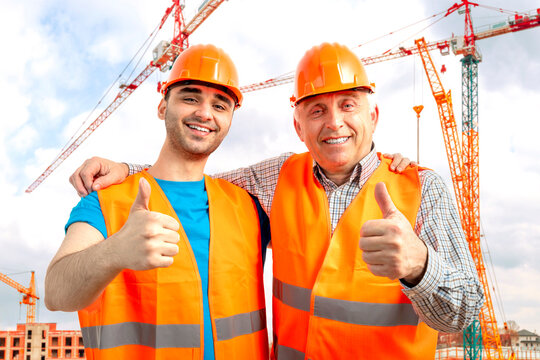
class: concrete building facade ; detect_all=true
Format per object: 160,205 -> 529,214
0,323 -> 84,360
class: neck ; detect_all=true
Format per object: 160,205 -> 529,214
320,167 -> 354,186
148,143 -> 207,181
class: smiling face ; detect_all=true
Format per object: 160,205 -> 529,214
293,89 -> 378,181
158,83 -> 235,160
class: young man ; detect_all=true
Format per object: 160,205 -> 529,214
67,43 -> 483,359
45,44 -> 269,360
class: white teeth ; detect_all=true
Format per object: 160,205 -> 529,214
188,124 -> 210,132
324,137 -> 348,144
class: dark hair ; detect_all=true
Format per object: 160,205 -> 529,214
163,80 -> 238,106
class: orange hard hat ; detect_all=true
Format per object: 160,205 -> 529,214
290,42 -> 375,106
161,44 -> 243,108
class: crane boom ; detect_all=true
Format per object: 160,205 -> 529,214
25,0 -> 227,193
25,64 -> 157,193
183,0 -> 226,36
241,8 -> 540,94
414,38 -> 465,217
0,271 -> 39,323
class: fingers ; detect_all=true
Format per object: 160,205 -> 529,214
387,153 -> 401,171
69,163 -> 89,197
79,158 -> 105,194
93,162 -> 130,191
395,156 -> 415,172
383,153 -> 415,172
374,182 -> 397,218
130,178 -> 151,213
359,233 -> 385,251
159,242 -> 179,257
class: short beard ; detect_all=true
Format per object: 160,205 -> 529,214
164,110 -> 225,160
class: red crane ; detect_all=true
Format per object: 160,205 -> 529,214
25,0 -> 227,193
0,271 -> 39,324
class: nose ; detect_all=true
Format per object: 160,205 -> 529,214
325,106 -> 345,130
194,101 -> 213,121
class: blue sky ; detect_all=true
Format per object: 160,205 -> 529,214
1,0 -> 539,337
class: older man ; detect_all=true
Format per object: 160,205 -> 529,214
69,43 -> 483,359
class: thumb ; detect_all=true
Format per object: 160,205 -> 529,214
374,182 -> 397,218
130,178 -> 151,213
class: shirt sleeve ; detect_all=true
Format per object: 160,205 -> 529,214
401,169 -> 485,332
212,153 -> 294,215
65,192 -> 108,239
126,163 -> 151,176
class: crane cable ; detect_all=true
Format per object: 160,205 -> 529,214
353,9 -> 449,50
479,221 -> 508,325
475,3 -> 522,15
58,15 -> 168,154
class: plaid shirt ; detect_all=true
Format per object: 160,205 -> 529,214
129,149 -> 484,332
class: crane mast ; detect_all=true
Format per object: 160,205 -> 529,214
240,5 -> 539,359
0,271 -> 39,324
21,3 -> 540,357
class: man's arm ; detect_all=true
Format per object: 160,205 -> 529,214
69,153 -> 416,214
45,222 -> 122,311
402,170 -> 484,332
45,178 -> 180,311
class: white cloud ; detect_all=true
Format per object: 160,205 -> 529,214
1,0 -> 539,340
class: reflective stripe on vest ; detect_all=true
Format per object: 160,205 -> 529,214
273,277 -> 419,327
81,322 -> 200,349
214,308 -> 266,341
275,344 -> 305,360
80,172 -> 269,359
270,153 -> 438,359
83,308 -> 266,350
273,277 -> 311,312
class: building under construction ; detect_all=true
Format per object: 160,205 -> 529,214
0,323 -> 84,360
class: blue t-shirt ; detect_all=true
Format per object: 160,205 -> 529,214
66,178 -> 270,360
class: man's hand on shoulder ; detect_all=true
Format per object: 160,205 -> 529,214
70,157 -> 129,197
382,153 -> 418,173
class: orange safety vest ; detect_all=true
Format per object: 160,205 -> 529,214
78,171 -> 269,360
270,153 -> 438,360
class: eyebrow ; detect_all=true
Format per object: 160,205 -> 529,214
178,87 -> 233,108
178,87 -> 202,95
214,93 -> 233,107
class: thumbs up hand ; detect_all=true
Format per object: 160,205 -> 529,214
112,178 -> 181,271
359,182 -> 428,285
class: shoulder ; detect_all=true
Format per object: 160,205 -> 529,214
207,176 -> 253,201
418,169 -> 454,203
69,191 -> 101,214
98,173 -> 142,205
418,169 -> 447,189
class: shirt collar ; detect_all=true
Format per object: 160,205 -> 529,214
313,144 -> 380,189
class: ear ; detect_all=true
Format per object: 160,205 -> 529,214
370,103 -> 379,133
157,98 -> 167,120
293,112 -> 305,142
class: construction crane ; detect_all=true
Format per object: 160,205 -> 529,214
240,3 -> 539,360
25,0 -> 227,193
0,271 -> 39,324
22,3 -> 539,357
415,36 -> 503,360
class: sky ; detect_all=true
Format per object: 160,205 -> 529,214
1,0 -> 539,339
